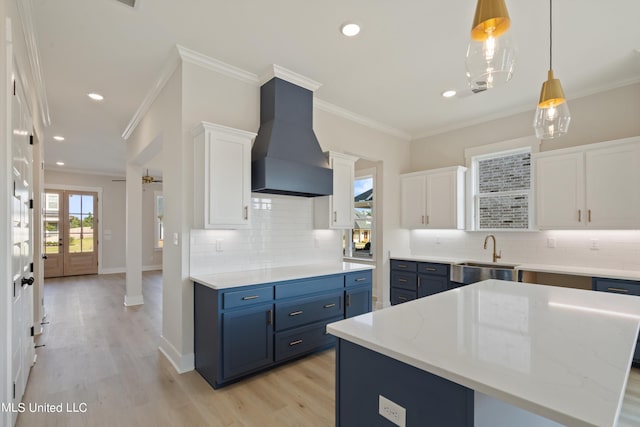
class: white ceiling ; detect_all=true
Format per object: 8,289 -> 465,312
32,0 -> 640,175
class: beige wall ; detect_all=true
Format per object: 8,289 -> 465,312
43,170 -> 162,272
410,83 -> 640,171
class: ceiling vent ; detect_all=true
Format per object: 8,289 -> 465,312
115,0 -> 136,8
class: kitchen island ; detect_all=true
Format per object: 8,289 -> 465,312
327,279 -> 640,426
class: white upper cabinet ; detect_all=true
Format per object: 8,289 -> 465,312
400,166 -> 466,229
314,152 -> 358,229
192,122 -> 256,229
534,137 -> 640,229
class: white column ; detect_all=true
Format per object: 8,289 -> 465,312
125,162 -> 144,306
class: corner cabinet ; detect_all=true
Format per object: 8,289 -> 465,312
535,137 -> 640,229
314,152 -> 358,229
194,269 -> 372,389
400,166 -> 466,229
192,122 -> 256,229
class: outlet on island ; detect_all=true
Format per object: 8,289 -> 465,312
379,395 -> 406,427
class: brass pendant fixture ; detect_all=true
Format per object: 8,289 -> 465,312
465,0 -> 516,90
533,0 -> 570,139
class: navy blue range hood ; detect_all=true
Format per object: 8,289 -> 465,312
251,77 -> 333,197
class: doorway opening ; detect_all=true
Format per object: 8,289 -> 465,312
44,190 -> 99,278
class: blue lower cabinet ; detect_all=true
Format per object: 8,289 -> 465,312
194,269 -> 373,389
418,274 -> 448,298
222,303 -> 274,379
391,259 -> 450,305
346,286 -> 372,318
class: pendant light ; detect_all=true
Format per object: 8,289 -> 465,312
465,0 -> 516,91
533,0 -> 570,139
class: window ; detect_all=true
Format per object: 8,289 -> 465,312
346,175 -> 374,259
471,148 -> 532,230
154,191 -> 164,249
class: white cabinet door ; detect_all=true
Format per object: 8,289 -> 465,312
330,155 -> 355,228
193,123 -> 255,229
586,143 -> 640,228
314,152 -> 357,229
401,174 -> 427,228
426,171 -> 456,229
535,152 -> 584,229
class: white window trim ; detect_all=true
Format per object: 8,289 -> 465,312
464,136 -> 539,231
349,168 -> 376,260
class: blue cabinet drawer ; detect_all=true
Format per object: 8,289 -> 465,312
418,262 -> 449,276
274,317 -> 340,362
391,288 -> 416,305
223,286 -> 274,309
593,278 -> 640,297
275,275 -> 344,299
391,271 -> 417,291
345,270 -> 372,287
275,292 -> 343,331
391,260 -> 417,272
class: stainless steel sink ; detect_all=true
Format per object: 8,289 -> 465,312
450,262 -> 518,285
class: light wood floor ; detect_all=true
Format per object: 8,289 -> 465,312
16,271 -> 640,426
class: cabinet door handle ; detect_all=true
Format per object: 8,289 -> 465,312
355,277 -> 366,282
333,211 -> 337,222
267,309 -> 273,325
242,295 -> 259,300
578,209 -> 581,222
426,215 -> 429,225
289,339 -> 303,346
323,303 -> 336,309
417,276 -> 421,288
346,294 -> 351,307
588,209 -> 592,223
607,287 -> 629,293
421,215 -> 425,224
398,278 -> 407,283
244,206 -> 249,220
289,310 -> 304,317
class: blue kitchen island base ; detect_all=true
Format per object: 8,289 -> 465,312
336,339 -> 473,427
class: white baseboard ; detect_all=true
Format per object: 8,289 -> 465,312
158,335 -> 195,374
100,265 -> 163,275
124,294 -> 144,306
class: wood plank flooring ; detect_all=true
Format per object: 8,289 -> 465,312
16,271 -> 640,426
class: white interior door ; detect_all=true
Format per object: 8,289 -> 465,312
11,70 -> 34,421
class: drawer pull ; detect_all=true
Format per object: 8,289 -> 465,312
289,339 -> 303,346
398,296 -> 408,301
424,267 -> 437,272
607,287 -> 629,293
289,310 -> 304,317
241,295 -> 259,300
355,277 -> 367,282
323,303 -> 336,309
398,264 -> 408,268
398,278 -> 408,283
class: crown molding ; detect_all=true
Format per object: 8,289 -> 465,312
177,45 -> 259,85
258,64 -> 322,92
15,0 -> 50,127
314,99 -> 411,141
121,47 -> 182,140
44,165 -> 127,178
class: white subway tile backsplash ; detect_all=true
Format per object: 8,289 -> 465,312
410,229 -> 640,271
190,194 -> 342,275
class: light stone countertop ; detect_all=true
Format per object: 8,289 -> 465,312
191,262 -> 375,290
327,279 -> 640,427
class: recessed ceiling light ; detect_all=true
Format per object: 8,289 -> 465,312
53,135 -> 65,141
442,90 -> 457,98
56,161 -> 65,166
340,23 -> 361,37
87,93 -> 104,101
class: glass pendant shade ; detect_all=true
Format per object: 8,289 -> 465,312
465,0 -> 516,90
534,70 -> 571,139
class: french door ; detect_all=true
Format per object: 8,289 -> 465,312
43,190 -> 98,278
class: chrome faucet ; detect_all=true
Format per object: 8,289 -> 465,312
483,234 -> 502,263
